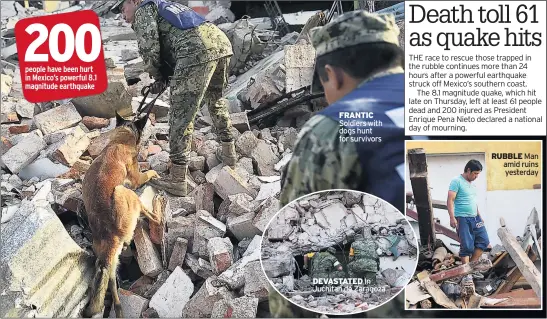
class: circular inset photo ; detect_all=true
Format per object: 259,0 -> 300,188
260,190 -> 418,315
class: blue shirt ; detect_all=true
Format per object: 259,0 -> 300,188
449,175 -> 478,217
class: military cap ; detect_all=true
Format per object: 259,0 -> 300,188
326,247 -> 337,255
310,10 -> 400,57
111,0 -> 126,14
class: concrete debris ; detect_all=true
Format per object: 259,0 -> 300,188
168,237 -> 189,271
193,210 -> 227,259
227,212 -> 261,241
1,132 -> 46,174
134,222 -> 163,278
284,44 -> 316,92
34,102 -> 82,135
150,266 -> 194,317
182,276 -> 235,318
211,296 -> 259,318
0,5 -> 340,318
108,289 -> 149,318
243,261 -> 270,301
213,166 -> 256,200
208,237 -> 234,275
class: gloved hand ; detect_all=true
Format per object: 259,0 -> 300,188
150,78 -> 167,94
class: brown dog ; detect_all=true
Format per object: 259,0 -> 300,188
82,113 -> 160,318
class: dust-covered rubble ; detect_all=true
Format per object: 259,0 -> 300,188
261,191 -> 418,314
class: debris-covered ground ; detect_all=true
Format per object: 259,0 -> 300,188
0,1 -> 332,317
261,191 -> 418,314
405,196 -> 542,310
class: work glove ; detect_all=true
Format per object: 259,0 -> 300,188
150,78 -> 167,94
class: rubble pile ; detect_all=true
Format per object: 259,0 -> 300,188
1,2 -> 326,318
405,206 -> 542,310
261,191 -> 418,314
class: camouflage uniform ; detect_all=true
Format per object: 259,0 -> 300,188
132,2 -> 235,165
347,232 -> 379,284
309,250 -> 345,282
279,11 -> 405,212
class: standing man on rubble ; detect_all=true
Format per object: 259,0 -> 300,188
111,0 -> 237,196
279,11 -> 405,213
447,160 -> 490,279
347,228 -> 379,284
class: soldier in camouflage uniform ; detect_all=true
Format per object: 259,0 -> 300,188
279,11 -> 406,214
306,247 -> 345,282
112,0 -> 237,196
347,228 -> 379,284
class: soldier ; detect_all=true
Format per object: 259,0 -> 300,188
279,10 -> 405,213
347,228 -> 379,284
305,247 -> 345,282
111,0 -> 237,196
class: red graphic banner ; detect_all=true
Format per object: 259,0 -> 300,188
14,10 -> 107,103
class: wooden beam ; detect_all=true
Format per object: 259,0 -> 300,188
406,208 -> 460,242
467,294 -> 482,308
417,271 -> 458,309
495,247 -> 536,294
497,220 -> 542,298
406,192 -> 448,210
482,297 -> 540,308
407,149 -> 436,248
429,259 -> 492,282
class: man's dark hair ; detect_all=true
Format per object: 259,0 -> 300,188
315,42 -> 404,82
464,159 -> 483,173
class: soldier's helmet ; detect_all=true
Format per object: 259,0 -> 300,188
326,247 -> 337,255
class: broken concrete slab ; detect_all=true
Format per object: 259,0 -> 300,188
243,261 -> 270,301
235,130 -> 258,157
168,196 -> 196,215
182,276 -> 235,318
193,183 -> 215,215
217,249 -> 261,290
213,166 -> 256,200
284,44 -> 316,92
72,68 -> 133,118
33,102 -> 82,135
52,126 -> 91,166
168,237 -> 189,271
243,235 -> 262,257
197,140 -> 220,157
314,201 -> 348,230
188,155 -> 206,172
227,193 -> 254,216
255,181 -> 281,202
208,237 -> 234,275
253,197 -> 280,233
274,152 -> 292,172
108,289 -> 149,318
250,140 -> 279,176
134,222 -> 163,278
230,112 -> 250,132
1,132 -> 46,174
184,253 -> 214,279
211,296 -> 258,318
227,212 -> 260,241
193,210 -> 227,259
149,266 -> 194,318
15,99 -> 35,118
0,200 -> 94,317
148,151 -> 170,173
261,250 -> 296,278
17,158 -> 70,180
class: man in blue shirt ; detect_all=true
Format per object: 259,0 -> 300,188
447,159 -> 490,270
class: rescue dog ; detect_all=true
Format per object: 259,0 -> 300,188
82,113 -> 160,318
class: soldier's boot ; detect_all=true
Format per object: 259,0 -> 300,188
216,140 -> 237,168
148,163 -> 187,196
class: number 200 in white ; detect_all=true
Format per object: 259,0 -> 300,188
25,23 -> 101,63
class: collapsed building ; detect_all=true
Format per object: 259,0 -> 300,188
405,149 -> 542,310
261,191 -> 418,314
